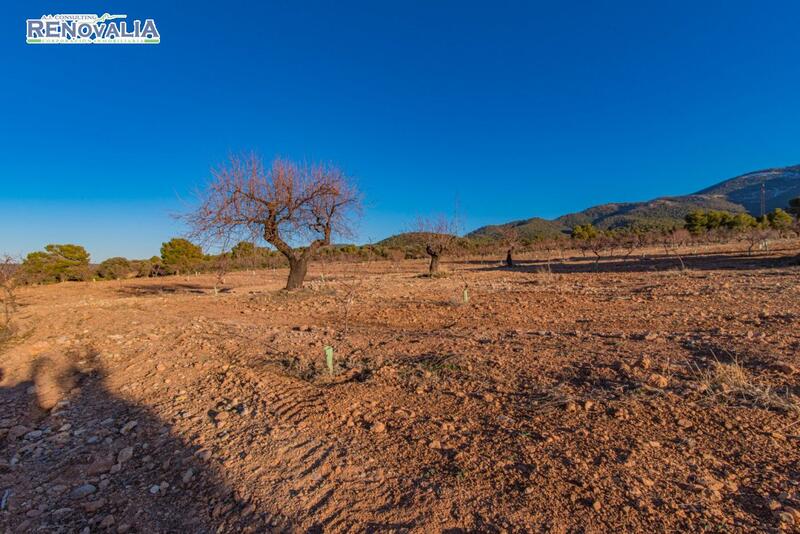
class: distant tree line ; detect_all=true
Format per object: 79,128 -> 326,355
567,205 -> 799,261
13,238 -> 413,285
10,197 -> 800,285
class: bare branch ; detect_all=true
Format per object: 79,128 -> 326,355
184,153 -> 361,289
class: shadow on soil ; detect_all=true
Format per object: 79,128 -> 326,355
462,250 -> 799,275
115,283 -> 233,297
0,355 -> 266,532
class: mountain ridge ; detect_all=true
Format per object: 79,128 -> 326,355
467,164 -> 800,240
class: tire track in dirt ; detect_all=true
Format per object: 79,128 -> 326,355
228,364 -> 415,532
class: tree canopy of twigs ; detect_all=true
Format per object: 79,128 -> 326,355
185,153 -> 361,290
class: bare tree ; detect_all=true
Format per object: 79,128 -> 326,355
497,226 -> 520,267
661,228 -> 690,270
413,215 -> 459,276
185,154 -> 360,290
614,231 -> 640,262
744,225 -> 775,256
0,255 -> 18,341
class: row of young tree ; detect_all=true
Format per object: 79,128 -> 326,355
565,206 -> 800,263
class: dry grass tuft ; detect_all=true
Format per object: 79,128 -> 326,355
696,357 -> 800,415
532,265 -> 562,284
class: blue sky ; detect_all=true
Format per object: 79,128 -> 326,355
2,1 -> 800,261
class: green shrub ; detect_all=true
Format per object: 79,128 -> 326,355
767,208 -> 793,233
231,241 -> 256,258
571,224 -> 599,240
96,257 -> 133,280
20,244 -> 91,284
160,238 -> 203,274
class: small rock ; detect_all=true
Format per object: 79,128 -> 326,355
120,421 -> 138,435
86,455 -> 114,477
9,425 -> 31,440
778,511 -> 795,526
592,500 -> 602,511
100,514 -> 115,528
69,484 -> 97,500
784,507 -> 800,524
24,430 -> 43,440
182,468 -> 194,484
700,477 -> 724,492
117,446 -> 134,464
647,373 -> 668,388
83,499 -> 106,513
149,485 -> 160,495
371,422 -> 386,433
429,440 -> 442,449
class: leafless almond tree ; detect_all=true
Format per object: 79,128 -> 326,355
185,153 -> 361,290
662,228 -> 690,270
497,225 -> 520,267
413,215 -> 459,276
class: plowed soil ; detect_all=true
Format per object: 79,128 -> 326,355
1,247 -> 799,533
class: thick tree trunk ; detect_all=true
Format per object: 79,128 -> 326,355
286,256 -> 309,290
505,248 -> 514,267
428,253 -> 440,275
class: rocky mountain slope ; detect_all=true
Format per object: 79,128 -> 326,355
468,164 -> 800,240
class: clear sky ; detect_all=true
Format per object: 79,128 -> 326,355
2,1 -> 800,261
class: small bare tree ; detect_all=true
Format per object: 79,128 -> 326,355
662,228 -> 690,270
0,255 -> 18,341
744,225 -> 775,256
186,154 -> 360,290
413,215 -> 459,276
497,226 -> 520,267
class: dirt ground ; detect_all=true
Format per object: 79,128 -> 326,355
1,246 -> 799,533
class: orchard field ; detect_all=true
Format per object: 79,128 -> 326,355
1,245 -> 799,533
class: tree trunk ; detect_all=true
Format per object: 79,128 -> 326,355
505,248 -> 514,267
286,256 -> 309,290
428,253 -> 440,275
